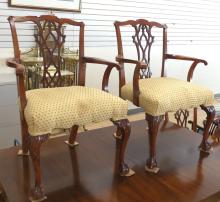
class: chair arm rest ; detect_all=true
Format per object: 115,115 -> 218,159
165,54 -> 208,81
115,56 -> 148,106
116,56 -> 148,105
132,63 -> 149,106
116,56 -> 148,68
83,56 -> 123,93
6,58 -> 25,75
83,56 -> 120,70
165,54 -> 208,65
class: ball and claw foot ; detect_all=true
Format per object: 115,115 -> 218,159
120,163 -> 135,177
29,186 -> 47,202
64,140 -> 79,147
145,159 -> 160,173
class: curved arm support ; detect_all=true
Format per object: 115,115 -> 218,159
165,54 -> 208,81
7,58 -> 28,154
6,58 -> 27,110
116,56 -> 147,106
102,65 -> 115,93
187,60 -> 207,81
83,56 -> 123,94
133,63 -> 147,106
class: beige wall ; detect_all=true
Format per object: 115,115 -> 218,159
0,0 -> 220,94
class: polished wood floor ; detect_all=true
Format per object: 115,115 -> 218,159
0,120 -> 220,202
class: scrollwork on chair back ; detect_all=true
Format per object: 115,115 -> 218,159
8,15 -> 84,88
34,19 -> 66,87
132,24 -> 154,78
115,19 -> 167,79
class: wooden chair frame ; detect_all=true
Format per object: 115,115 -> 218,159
114,19 -> 215,172
7,15 -> 134,201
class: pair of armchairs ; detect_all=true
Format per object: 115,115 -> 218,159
7,15 -> 215,201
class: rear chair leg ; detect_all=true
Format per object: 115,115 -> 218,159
64,125 -> 79,147
18,119 -> 30,156
199,105 -> 215,153
29,134 -> 48,202
112,119 -> 135,177
145,114 -> 163,173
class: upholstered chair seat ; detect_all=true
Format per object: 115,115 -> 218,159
25,86 -> 128,136
121,77 -> 214,116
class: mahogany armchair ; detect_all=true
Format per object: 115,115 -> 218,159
114,19 -> 215,173
7,15 -> 134,202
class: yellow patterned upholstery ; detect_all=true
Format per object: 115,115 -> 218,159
25,86 -> 128,136
121,77 -> 214,116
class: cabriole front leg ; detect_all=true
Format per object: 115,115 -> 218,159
112,119 -> 135,177
29,134 -> 48,202
145,114 -> 163,173
199,105 -> 215,154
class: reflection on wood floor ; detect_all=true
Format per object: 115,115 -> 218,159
0,120 -> 220,202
